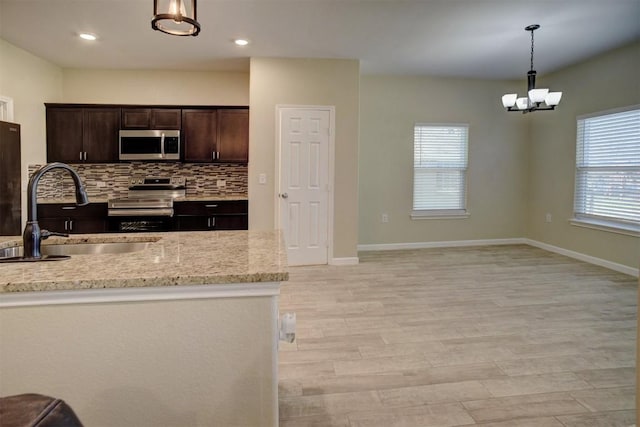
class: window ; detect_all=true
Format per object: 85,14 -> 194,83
573,106 -> 640,235
412,124 -> 468,218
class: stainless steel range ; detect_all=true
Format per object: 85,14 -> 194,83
108,176 -> 186,232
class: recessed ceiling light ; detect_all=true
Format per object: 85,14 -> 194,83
79,33 -> 97,41
234,39 -> 249,46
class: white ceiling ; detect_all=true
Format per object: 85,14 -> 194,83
1,0 -> 639,79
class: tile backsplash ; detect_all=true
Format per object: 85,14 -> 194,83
28,163 -> 248,200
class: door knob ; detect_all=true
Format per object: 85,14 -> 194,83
279,193 -> 289,199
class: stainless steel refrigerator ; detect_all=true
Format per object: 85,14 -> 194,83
0,120 -> 21,235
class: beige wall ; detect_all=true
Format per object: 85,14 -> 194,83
249,58 -> 360,259
0,39 -> 63,225
358,75 -> 528,245
527,41 -> 640,269
62,69 -> 249,105
0,296 -> 276,426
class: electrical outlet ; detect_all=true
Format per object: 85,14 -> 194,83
216,179 -> 226,188
545,213 -> 552,223
259,173 -> 267,184
96,181 -> 106,188
382,213 -> 389,223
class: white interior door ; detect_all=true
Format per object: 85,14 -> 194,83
279,108 -> 331,266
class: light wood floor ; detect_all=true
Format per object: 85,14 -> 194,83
278,245 -> 637,427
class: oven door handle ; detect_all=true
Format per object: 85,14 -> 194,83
108,208 -> 174,217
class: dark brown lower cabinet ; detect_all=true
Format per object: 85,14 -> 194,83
37,203 -> 108,234
35,201 -> 247,234
174,200 -> 248,231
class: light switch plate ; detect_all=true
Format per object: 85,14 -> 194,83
259,173 -> 267,184
216,180 -> 226,187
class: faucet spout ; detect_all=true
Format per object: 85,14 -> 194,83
23,162 -> 89,259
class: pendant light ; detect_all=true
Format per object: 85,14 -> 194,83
152,0 -> 201,37
502,25 -> 562,113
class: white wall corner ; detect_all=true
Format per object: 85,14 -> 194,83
329,257 -> 360,266
524,239 -> 639,278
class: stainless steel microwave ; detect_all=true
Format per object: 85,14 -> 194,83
119,130 -> 180,161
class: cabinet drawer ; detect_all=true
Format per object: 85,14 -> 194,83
38,203 -> 108,218
174,200 -> 247,216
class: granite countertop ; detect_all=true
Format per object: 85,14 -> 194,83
0,230 -> 288,293
38,195 -> 249,204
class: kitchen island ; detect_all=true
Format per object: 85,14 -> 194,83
0,230 -> 288,427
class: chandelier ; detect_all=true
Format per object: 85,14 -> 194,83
502,25 -> 562,113
152,0 -> 201,37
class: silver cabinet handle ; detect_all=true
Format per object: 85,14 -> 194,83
61,206 -> 76,210
84,152 -> 87,161
279,193 -> 289,199
69,220 -> 73,231
210,217 -> 215,228
79,152 -> 83,161
205,204 -> 218,208
64,220 -> 69,230
212,151 -> 215,161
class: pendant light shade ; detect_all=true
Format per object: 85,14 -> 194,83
502,93 -> 517,108
501,25 -> 562,113
152,0 -> 201,37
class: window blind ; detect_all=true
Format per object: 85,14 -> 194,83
574,107 -> 640,227
413,124 -> 468,212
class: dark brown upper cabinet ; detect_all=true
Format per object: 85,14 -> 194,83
217,109 -> 249,163
46,107 -> 120,163
182,109 -> 218,162
182,108 -> 249,163
45,104 -> 248,164
122,108 -> 181,130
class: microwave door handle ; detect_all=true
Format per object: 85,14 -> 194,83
160,133 -> 165,159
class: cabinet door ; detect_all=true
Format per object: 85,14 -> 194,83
38,217 -> 68,233
122,108 -> 151,129
214,215 -> 248,230
217,109 -> 249,163
182,109 -> 217,162
151,109 -> 181,129
69,217 -> 107,234
175,216 -> 212,231
46,108 -> 84,163
83,108 -> 120,162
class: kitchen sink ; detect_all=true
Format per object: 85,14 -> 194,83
0,241 -> 150,260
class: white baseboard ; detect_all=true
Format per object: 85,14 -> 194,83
524,239 -> 639,278
357,238 -> 638,278
358,238 -> 526,252
329,257 -> 359,266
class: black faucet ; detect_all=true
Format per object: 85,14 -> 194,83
23,162 -> 89,259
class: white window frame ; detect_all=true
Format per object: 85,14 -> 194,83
571,105 -> 640,237
411,123 -> 469,220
